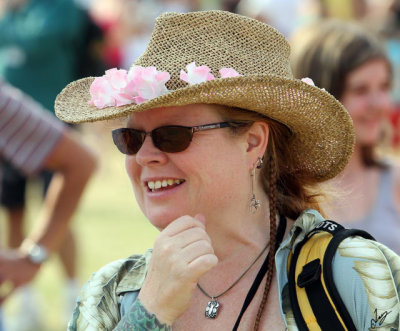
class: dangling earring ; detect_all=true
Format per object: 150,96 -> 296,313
250,157 -> 263,213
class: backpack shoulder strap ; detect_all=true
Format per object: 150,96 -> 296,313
288,220 -> 375,331
322,228 -> 375,328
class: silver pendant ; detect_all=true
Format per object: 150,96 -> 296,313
250,194 -> 260,213
205,299 -> 220,318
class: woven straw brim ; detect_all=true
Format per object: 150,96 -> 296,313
55,74 -> 354,182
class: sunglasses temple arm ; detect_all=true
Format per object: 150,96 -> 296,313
192,122 -> 232,133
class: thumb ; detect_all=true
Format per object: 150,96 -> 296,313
194,213 -> 206,226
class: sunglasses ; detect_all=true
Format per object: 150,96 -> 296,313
112,121 -> 251,155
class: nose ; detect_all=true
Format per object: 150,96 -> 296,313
135,135 -> 168,166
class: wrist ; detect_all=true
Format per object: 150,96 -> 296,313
138,295 -> 176,326
116,298 -> 172,330
20,240 -> 49,265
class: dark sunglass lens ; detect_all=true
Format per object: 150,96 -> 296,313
152,127 -> 193,153
112,129 -> 144,155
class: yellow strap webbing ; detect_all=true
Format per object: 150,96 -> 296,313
294,232 -> 348,331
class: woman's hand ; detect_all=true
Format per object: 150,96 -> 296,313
138,214 -> 218,325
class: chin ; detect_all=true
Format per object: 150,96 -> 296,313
146,209 -> 184,230
358,137 -> 380,147
356,131 -> 382,146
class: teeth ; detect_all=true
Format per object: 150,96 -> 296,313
147,179 -> 183,191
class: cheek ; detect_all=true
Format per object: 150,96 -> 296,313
125,156 -> 135,181
201,156 -> 249,204
381,95 -> 393,116
125,156 -> 143,198
342,97 -> 365,119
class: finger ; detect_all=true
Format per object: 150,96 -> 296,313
172,226 -> 212,249
180,239 -> 215,265
162,215 -> 205,237
188,254 -> 218,279
194,213 -> 206,225
153,230 -> 212,266
153,217 -> 213,266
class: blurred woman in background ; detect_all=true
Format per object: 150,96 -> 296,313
291,20 -> 400,253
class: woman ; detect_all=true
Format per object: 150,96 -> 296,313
55,11 -> 399,330
291,20 -> 400,254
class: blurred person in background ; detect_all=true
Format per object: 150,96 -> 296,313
377,0 -> 400,147
236,0 -> 369,41
86,0 -> 125,68
316,0 -> 367,20
236,0 -> 307,38
220,0 -> 241,12
119,0 -> 198,69
0,80 -> 97,329
291,20 -> 400,254
89,0 -> 199,70
0,0 -> 102,326
0,0 -> 87,112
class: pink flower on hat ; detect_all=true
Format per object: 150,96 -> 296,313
89,67 -> 170,108
219,67 -> 241,78
89,63 -> 242,109
89,68 -> 133,108
125,66 -> 170,104
301,77 -> 315,86
180,62 -> 215,85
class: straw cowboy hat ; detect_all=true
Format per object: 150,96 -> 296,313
55,10 -> 354,181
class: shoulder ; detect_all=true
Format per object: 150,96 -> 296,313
383,157 -> 400,213
385,156 -> 400,182
69,250 -> 152,330
333,237 -> 400,330
81,250 -> 152,303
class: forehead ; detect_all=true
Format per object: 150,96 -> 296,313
126,104 -> 225,128
346,59 -> 390,85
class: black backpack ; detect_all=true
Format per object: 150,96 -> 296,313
288,220 -> 375,330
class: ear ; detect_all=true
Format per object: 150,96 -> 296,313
246,121 -> 269,168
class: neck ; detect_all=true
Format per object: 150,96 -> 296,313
339,144 -> 366,178
204,197 -> 271,263
196,198 -> 273,304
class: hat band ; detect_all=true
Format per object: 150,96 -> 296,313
89,62 -> 241,109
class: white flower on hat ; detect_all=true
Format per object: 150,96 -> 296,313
301,77 -> 315,86
89,67 -> 170,108
89,64 -> 242,108
219,67 -> 241,78
301,77 -> 327,91
89,69 -> 133,108
126,66 -> 170,104
180,62 -> 215,85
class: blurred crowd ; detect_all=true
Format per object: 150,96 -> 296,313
0,0 -> 399,330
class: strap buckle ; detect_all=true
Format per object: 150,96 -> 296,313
297,258 -> 321,288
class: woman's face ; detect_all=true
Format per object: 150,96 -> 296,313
340,58 -> 392,146
125,104 -> 251,230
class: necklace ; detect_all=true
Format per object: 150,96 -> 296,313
197,241 -> 270,319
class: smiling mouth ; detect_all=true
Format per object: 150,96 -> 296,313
146,179 -> 185,192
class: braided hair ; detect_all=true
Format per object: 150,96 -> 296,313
216,105 -> 325,328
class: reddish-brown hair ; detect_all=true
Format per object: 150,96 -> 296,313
217,106 -> 325,329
